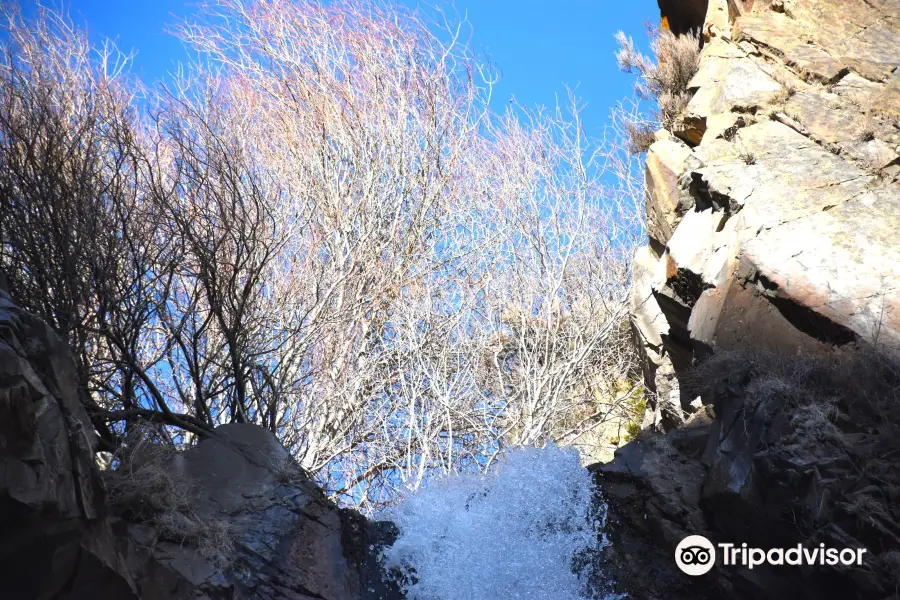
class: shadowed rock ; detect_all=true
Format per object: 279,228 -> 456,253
659,0 -> 710,37
0,288 -> 401,600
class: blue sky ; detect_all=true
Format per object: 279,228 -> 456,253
42,0 -> 658,137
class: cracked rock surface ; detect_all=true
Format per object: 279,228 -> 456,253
633,0 -> 900,428
601,1 -> 900,598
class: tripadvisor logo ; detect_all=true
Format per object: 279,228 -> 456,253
675,535 -> 868,576
676,535 -> 716,576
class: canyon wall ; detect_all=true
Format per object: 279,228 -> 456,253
595,1 -> 900,598
635,0 -> 900,432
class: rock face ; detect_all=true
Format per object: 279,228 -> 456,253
0,288 -> 399,600
603,1 -> 900,598
0,287 -> 135,599
595,351 -> 900,599
632,0 -> 900,429
117,423 -> 401,600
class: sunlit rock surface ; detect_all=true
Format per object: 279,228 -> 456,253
608,0 -> 900,598
632,0 -> 900,431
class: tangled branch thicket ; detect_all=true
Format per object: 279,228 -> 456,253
0,1 -> 644,510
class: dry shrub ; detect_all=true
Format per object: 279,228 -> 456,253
0,1 -> 642,512
615,28 -> 702,136
738,148 -> 758,165
841,494 -> 894,529
623,119 -> 658,154
786,400 -> 847,447
764,81 -> 797,118
274,454 -> 309,486
859,130 -> 876,142
103,425 -> 235,565
690,347 -> 900,425
156,511 -> 235,566
104,427 -> 190,519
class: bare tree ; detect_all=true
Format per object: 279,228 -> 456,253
0,4 -> 189,449
0,0 -> 645,511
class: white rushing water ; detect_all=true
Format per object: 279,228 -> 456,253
380,445 -> 615,600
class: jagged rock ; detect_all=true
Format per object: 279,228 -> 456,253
666,206 -> 733,289
594,350 -> 900,600
701,111 -> 743,142
740,186 -> 900,356
680,39 -> 783,144
871,78 -> 900,122
630,246 -> 687,429
0,289 -> 400,600
592,410 -> 725,600
736,12 -> 847,83
760,0 -> 900,85
847,139 -> 899,170
615,0 -> 900,597
636,116 -> 899,363
645,137 -> 697,246
702,0 -> 731,40
0,288 -> 137,599
687,276 -> 832,357
831,72 -> 882,107
632,246 -> 670,353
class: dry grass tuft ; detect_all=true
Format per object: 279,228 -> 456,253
786,400 -> 847,447
156,510 -> 235,566
690,349 -> 900,508
679,349 -> 900,591
274,454 -> 309,486
623,119 -> 658,154
766,85 -> 797,118
104,427 -> 191,518
738,148 -> 758,165
103,425 -> 235,566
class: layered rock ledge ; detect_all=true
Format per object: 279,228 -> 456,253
634,0 -> 900,428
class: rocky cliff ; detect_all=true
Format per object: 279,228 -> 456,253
0,287 -> 398,600
596,0 -> 900,598
635,0 -> 900,431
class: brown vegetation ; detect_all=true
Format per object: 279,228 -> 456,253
103,426 -> 235,565
691,348 -> 900,562
615,27 -> 702,152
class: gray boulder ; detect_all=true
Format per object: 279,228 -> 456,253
118,423 -> 401,600
0,288 -> 401,600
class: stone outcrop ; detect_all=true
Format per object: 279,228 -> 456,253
0,287 -> 133,599
115,423 -> 400,600
632,0 -> 900,429
595,350 -> 900,599
0,288 -> 399,600
602,1 -> 900,598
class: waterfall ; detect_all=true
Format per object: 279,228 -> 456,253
380,445 -> 619,600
